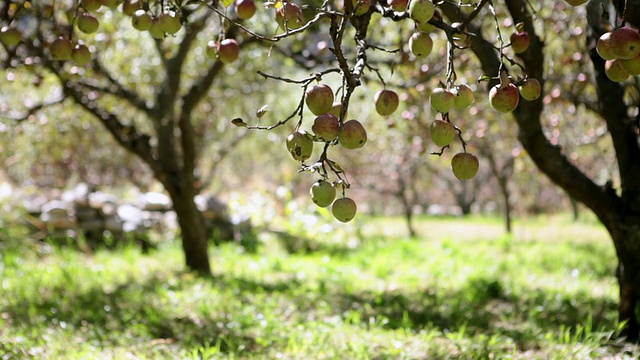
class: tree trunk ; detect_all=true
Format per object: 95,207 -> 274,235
609,221 -> 640,341
171,190 -> 211,275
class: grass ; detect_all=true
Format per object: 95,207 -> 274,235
1,214 -> 639,359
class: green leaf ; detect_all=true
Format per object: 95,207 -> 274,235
222,0 -> 234,7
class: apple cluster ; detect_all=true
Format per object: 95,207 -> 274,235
284,84 -> 369,223
597,27 -> 640,82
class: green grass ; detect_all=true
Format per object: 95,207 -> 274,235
1,214 -> 639,359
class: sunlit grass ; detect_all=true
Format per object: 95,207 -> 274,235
1,214 -> 638,359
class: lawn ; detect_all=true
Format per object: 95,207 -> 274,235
1,214 -> 639,359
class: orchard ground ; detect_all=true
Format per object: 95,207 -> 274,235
1,214 -> 640,359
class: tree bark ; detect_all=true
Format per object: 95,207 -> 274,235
611,221 -> 640,340
170,190 -> 211,276
442,0 -> 640,339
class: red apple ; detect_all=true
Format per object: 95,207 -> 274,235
388,0 -> 408,11
597,32 -> 616,60
374,90 -> 400,116
609,27 -> 640,60
312,113 -> 340,142
236,0 -> 257,20
218,38 -> 240,64
510,31 -> 530,54
489,82 -> 519,113
305,84 -> 334,116
276,2 -> 304,30
339,120 -> 367,149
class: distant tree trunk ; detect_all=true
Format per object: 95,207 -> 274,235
397,176 -> 417,238
170,190 -> 210,275
570,196 -> 580,221
481,145 -> 514,234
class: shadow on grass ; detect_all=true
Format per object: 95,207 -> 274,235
264,229 -> 356,256
2,266 -> 619,355
1,275 -> 259,354
210,272 -> 618,348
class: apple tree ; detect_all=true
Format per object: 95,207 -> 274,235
2,0 -> 640,339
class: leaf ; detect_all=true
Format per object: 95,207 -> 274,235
256,105 -> 269,118
476,75 -> 492,83
221,0 -> 234,7
231,118 -> 247,127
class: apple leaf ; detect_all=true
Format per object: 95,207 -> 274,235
222,0 -> 234,7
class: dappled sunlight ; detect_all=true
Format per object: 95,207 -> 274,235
1,215 -> 635,358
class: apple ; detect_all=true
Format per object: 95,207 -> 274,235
339,120 -> 367,149
621,53 -> 640,75
510,30 -> 530,54
328,102 -> 346,119
352,0 -> 372,16
564,0 -> 588,5
605,59 -> 630,82
50,36 -> 74,60
305,84 -> 334,116
286,130 -> 313,162
312,114 -> 340,142
218,38 -> 240,64
332,197 -> 357,222
416,19 -> 435,33
158,12 -> 182,35
71,43 -> 92,65
409,31 -> 433,58
100,0 -> 122,9
236,0 -> 257,20
310,180 -> 336,208
276,2 -> 304,30
148,19 -> 165,39
519,78 -> 541,101
132,10 -> 152,31
429,88 -> 455,113
122,0 -> 141,16
489,82 -> 519,113
388,0 -> 408,11
597,32 -> 616,60
77,13 -> 99,34
453,84 -> 474,110
206,40 -> 217,59
81,0 -> 102,11
408,0 -> 434,24
0,26 -> 21,47
609,27 -> 640,60
374,90 -> 400,116
429,120 -> 456,147
451,153 -> 479,180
